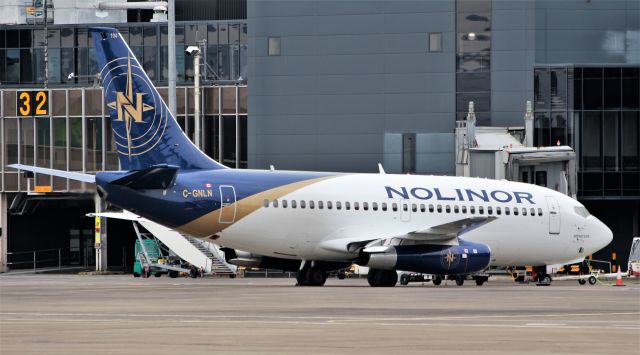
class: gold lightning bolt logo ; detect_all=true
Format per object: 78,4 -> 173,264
106,55 -> 154,157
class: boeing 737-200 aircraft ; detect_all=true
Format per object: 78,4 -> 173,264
10,28 -> 613,286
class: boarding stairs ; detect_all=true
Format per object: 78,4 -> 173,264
90,211 -> 237,276
182,235 -> 237,275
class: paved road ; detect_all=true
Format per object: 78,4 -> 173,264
0,275 -> 638,354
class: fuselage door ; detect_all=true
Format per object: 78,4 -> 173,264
218,185 -> 237,224
545,196 -> 560,234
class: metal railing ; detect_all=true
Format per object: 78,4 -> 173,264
6,246 -> 93,272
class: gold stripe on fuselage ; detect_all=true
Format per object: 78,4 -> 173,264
177,175 -> 338,238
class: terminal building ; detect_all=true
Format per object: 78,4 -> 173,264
0,0 -> 638,272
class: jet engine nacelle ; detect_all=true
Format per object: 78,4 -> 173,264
360,240 -> 491,275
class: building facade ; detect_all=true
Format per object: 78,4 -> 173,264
247,0 -> 639,265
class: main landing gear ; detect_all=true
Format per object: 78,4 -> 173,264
296,262 -> 327,286
367,268 -> 398,287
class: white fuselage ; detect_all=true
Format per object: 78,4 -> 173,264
210,173 -> 612,268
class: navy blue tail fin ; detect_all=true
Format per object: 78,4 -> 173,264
90,27 -> 227,171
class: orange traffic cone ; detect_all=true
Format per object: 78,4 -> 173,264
614,267 -> 625,287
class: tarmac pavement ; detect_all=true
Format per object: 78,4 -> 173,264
0,274 -> 638,354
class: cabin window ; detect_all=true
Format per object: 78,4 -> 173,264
454,205 -> 459,213
372,202 -> 378,211
505,207 -> 510,215
327,201 -> 333,209
263,199 -> 269,207
402,203 -> 408,212
273,200 -> 279,208
487,206 -> 493,215
309,200 -> 315,209
538,208 -> 543,216
392,203 -> 398,212
522,208 -> 527,216
445,205 -> 451,213
496,207 -> 501,215
478,206 -> 484,214
300,200 -> 306,209
363,202 -> 369,211
282,200 -> 288,208
336,201 -> 342,210
382,203 -> 388,211
530,208 -> 536,217
513,207 -> 519,215
461,206 -> 467,214
436,205 -> 442,213
318,201 -> 324,209
429,204 -> 435,213
470,206 -> 475,214
420,204 -> 426,212
354,202 -> 359,210
345,202 -> 351,210
291,200 -> 297,208
411,204 -> 417,212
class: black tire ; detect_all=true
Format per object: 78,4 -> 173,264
309,269 -> 327,286
154,272 -> 162,277
541,274 -> 552,284
169,271 -> 179,278
229,274 -> 236,279
133,272 -> 141,278
455,276 -> 464,286
578,278 -> 586,285
432,275 -> 442,286
367,269 -> 380,287
400,274 -> 409,286
475,278 -> 485,286
381,270 -> 398,287
337,272 -> 346,280
588,276 -> 597,285
189,266 -> 198,278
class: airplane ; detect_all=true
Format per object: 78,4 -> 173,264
9,27 -> 613,287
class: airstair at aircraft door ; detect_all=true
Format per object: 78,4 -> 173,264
136,217 -> 237,275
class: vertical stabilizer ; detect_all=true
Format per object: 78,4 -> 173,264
90,27 -> 227,171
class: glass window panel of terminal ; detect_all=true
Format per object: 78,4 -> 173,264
581,111 -> 603,171
603,112 -> 619,171
622,112 -> 639,170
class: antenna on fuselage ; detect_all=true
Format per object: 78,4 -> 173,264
378,163 -> 386,174
270,165 -> 275,172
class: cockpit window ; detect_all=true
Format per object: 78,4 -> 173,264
574,206 -> 590,218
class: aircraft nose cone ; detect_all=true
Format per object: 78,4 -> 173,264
594,219 -> 613,251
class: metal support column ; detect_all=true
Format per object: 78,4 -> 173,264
94,194 -> 108,271
0,193 -> 7,273
194,50 -> 201,148
168,0 -> 177,116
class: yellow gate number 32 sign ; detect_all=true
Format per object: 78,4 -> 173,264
17,90 -> 49,116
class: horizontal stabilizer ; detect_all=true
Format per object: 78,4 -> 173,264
109,165 -> 178,189
8,164 -> 96,183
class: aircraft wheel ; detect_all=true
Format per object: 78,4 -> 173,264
588,276 -> 597,285
432,275 -> 442,286
309,269 -> 327,286
578,278 -> 586,285
455,276 -> 464,286
367,269 -> 397,287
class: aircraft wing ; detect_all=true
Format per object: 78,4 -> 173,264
404,216 -> 498,242
8,164 -> 96,183
320,216 -> 498,253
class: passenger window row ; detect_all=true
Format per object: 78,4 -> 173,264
262,199 -> 544,217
